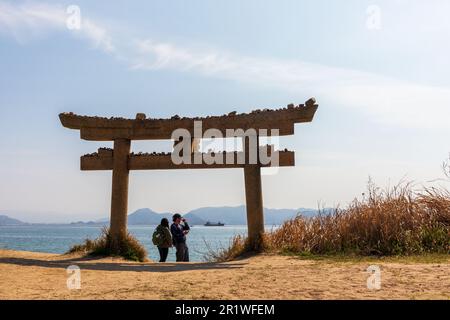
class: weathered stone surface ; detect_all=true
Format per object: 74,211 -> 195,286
135,113 -> 146,120
80,148 -> 295,171
305,97 -> 316,107
244,164 -> 264,250
59,99 -> 318,141
109,139 -> 130,244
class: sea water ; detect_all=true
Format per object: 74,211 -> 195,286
0,225 -> 278,262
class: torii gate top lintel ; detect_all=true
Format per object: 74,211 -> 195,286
59,98 -> 318,141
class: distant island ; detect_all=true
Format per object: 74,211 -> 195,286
0,206 -> 322,226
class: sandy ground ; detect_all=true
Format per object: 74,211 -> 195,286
0,249 -> 448,300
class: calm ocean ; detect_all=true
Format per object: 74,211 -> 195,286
0,225 -> 277,262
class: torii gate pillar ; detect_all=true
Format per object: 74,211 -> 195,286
243,135 -> 265,250
244,165 -> 264,250
110,139 -> 131,247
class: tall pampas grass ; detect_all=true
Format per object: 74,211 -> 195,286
217,182 -> 449,261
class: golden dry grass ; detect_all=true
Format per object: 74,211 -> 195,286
218,182 -> 450,261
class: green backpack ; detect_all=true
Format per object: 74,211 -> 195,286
152,227 -> 164,246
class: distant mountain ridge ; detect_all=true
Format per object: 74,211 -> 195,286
0,215 -> 26,226
1,206 -> 322,226
125,208 -> 207,225
123,206 -> 318,226
185,206 -> 318,225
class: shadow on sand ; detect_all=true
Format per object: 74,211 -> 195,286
0,255 -> 246,273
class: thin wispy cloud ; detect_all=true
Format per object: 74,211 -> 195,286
1,1 -> 449,129
0,2 -> 64,37
132,40 -> 450,129
0,1 -> 114,52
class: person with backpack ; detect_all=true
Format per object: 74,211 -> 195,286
152,218 -> 172,262
170,213 -> 190,262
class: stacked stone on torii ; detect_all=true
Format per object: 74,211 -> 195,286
59,98 -> 318,250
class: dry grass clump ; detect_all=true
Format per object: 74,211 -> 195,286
205,235 -> 248,262
219,182 -> 449,260
68,227 -> 147,262
205,231 -> 271,262
271,183 -> 449,256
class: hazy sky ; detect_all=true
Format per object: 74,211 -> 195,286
0,0 -> 449,222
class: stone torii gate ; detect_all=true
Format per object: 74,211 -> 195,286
60,98 -> 318,250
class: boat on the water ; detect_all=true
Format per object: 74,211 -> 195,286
204,221 -> 225,227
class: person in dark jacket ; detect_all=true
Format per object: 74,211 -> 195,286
170,213 -> 190,262
155,218 -> 172,262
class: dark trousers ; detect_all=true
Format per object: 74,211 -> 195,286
175,242 -> 189,262
158,247 -> 169,262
